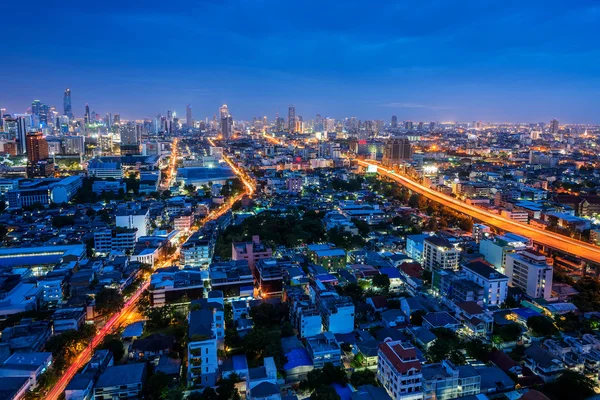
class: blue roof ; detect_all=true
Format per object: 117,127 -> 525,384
284,347 -> 313,370
513,307 -> 541,320
232,354 -> 248,371
332,383 -> 352,400
315,273 -> 337,282
122,321 -> 145,338
379,267 -> 401,279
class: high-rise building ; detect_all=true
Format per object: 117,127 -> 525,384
288,105 -> 296,133
505,250 -> 553,300
63,89 -> 73,119
120,123 -> 142,154
16,116 -> 29,154
219,105 -> 232,139
84,104 -> 90,125
405,121 -> 414,130
26,132 -> 49,162
391,115 -> 398,128
25,132 -> 53,178
549,119 -> 559,134
113,114 -> 121,125
186,104 -> 192,127
382,137 -> 412,166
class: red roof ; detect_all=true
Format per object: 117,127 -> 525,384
379,342 -> 421,374
399,262 -> 423,278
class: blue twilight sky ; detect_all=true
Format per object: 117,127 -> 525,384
1,0 -> 599,122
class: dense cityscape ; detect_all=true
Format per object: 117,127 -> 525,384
0,91 -> 599,400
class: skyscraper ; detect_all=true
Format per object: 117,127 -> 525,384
219,105 -> 232,139
16,116 -> 28,154
186,104 -> 193,127
288,105 -> 295,133
63,89 -> 73,119
391,115 -> 398,128
84,104 -> 90,125
550,119 -> 559,134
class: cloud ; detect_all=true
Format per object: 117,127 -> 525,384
381,103 -> 454,110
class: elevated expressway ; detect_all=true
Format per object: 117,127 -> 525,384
357,159 -> 600,265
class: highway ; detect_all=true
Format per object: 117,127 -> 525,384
357,159 -> 600,265
46,139 -> 254,400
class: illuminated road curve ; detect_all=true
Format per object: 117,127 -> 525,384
357,159 -> 600,264
46,141 -> 254,400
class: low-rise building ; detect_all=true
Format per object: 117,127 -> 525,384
93,363 -> 146,400
306,332 -> 342,368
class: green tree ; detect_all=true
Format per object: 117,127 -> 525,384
101,336 -> 125,362
310,386 -> 340,400
541,370 -> 597,400
465,339 -> 492,362
493,323 -> 522,343
372,274 -> 390,292
527,316 -> 558,337
350,370 -> 378,387
145,372 -> 171,400
95,288 -> 124,316
410,310 -> 425,326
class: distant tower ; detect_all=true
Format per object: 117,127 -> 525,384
16,116 -> 28,154
391,115 -> 398,128
186,104 -> 193,127
84,104 -> 90,125
550,119 -> 559,134
63,89 -> 73,119
288,105 -> 296,133
219,104 -> 232,139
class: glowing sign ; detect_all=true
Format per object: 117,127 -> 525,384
367,165 -> 378,173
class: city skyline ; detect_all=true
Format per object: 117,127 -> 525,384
1,0 -> 599,122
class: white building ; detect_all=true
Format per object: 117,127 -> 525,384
479,233 -> 530,274
505,250 -> 553,300
378,340 -> 424,400
115,208 -> 149,238
50,175 -> 83,204
423,236 -> 460,271
462,261 -> 509,306
187,293 -> 224,387
93,228 -> 137,254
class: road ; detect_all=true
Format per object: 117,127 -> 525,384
46,139 -> 254,400
357,159 -> 600,264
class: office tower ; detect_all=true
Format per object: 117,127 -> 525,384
417,121 -> 423,131
382,137 -> 412,166
288,105 -> 295,133
405,121 -> 414,130
429,122 -> 436,131
550,119 -> 559,134
63,88 -> 73,118
113,114 -> 121,125
84,104 -> 90,125
391,115 -> 398,128
186,104 -> 192,127
16,116 -> 28,154
105,113 -> 112,129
